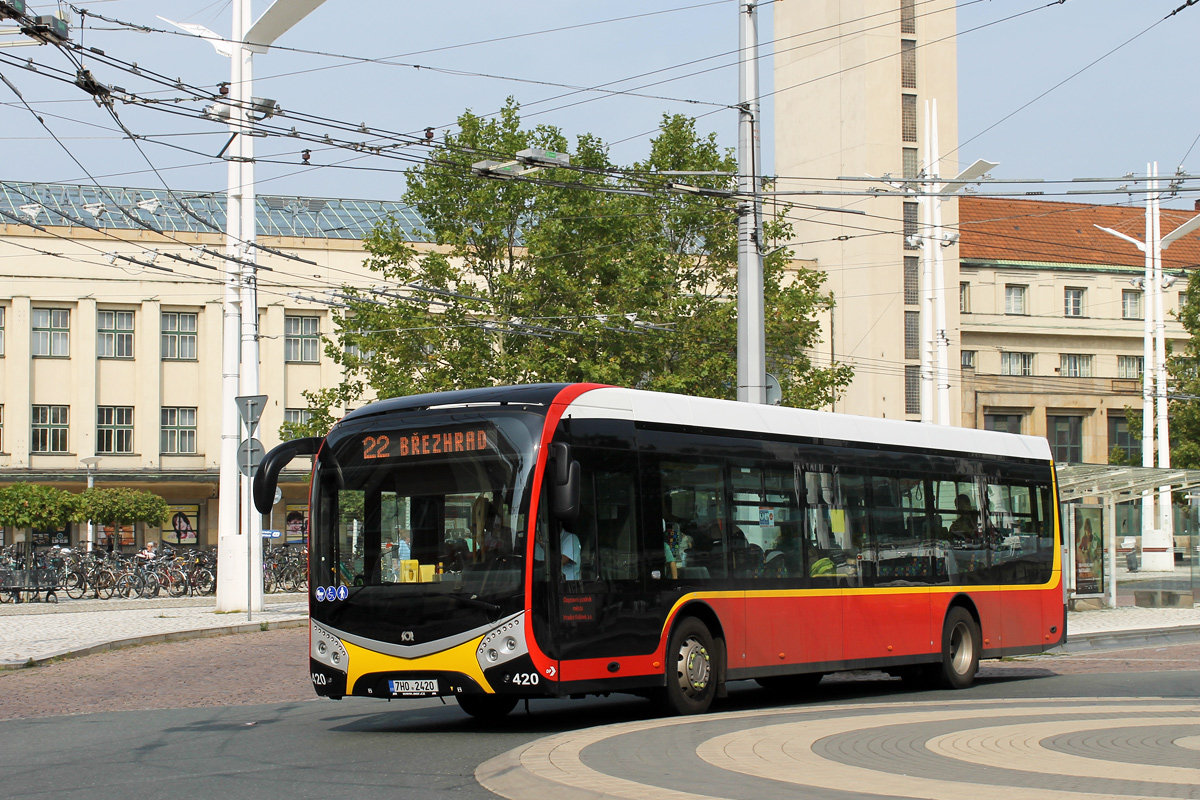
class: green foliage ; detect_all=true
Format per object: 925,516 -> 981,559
287,101 -> 851,435
1168,270 -> 1200,469
79,488 -> 170,528
0,483 -> 80,530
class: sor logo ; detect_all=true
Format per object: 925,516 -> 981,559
400,631 -> 415,642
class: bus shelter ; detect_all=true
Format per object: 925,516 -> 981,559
1055,464 -> 1200,608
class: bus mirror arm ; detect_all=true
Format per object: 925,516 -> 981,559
253,436 -> 323,514
549,442 -> 581,522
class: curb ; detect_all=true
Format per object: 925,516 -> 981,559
1058,624 -> 1200,653
0,617 -> 308,670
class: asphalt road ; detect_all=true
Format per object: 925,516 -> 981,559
0,629 -> 1197,800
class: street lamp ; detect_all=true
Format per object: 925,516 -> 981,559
79,456 -> 102,553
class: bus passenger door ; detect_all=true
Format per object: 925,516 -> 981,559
797,467 -> 845,669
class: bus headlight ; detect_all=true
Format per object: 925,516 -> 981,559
311,620 -> 349,673
476,612 -> 527,673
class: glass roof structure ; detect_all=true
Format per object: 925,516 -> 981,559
0,181 -> 425,242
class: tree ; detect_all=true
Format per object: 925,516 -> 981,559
1168,269 -> 1200,469
79,488 -> 170,531
284,102 -> 851,438
0,483 -> 79,532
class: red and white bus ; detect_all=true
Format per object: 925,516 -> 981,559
254,383 -> 1065,717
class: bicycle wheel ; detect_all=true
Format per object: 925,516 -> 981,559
165,568 -> 188,598
64,570 -> 87,600
93,569 -> 117,599
192,568 -> 215,596
114,574 -> 141,599
137,572 -> 160,599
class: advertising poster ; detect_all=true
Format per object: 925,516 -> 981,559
164,504 -> 200,545
285,503 -> 309,544
98,523 -> 135,548
1074,506 -> 1104,595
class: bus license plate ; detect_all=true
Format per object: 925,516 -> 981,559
389,679 -> 437,696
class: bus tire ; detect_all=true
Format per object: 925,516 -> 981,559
456,693 -> 518,720
663,617 -> 718,715
938,606 -> 980,689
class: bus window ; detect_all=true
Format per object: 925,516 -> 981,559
986,481 -> 1052,583
932,479 -> 990,584
730,463 -> 799,580
868,475 -> 932,585
657,459 -> 727,580
801,469 -> 864,587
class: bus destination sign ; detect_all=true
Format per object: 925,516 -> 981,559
361,426 -> 492,461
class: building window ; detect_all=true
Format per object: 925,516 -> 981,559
31,308 -> 69,357
0,405 -> 4,452
161,312 -> 198,360
97,310 -> 134,358
900,39 -> 917,88
31,404 -> 68,453
1118,355 -> 1144,379
1064,287 -> 1085,318
1001,352 -> 1034,376
285,316 -> 320,363
901,94 -> 917,142
1121,289 -> 1143,320
0,306 -> 5,357
900,0 -> 915,34
961,350 -> 976,369
903,202 -> 920,249
1004,285 -> 1027,315
1108,415 -> 1141,464
284,408 -> 312,428
97,406 -> 134,454
904,256 -> 919,304
904,311 -> 920,359
1060,354 -> 1092,378
960,282 -> 970,313
1048,415 -> 1084,463
904,364 -> 920,414
161,407 -> 197,454
903,147 -> 919,179
985,414 -> 1022,434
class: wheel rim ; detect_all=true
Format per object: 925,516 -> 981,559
949,620 -> 974,675
674,636 -> 711,698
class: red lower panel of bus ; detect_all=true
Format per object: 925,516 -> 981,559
557,585 -> 1064,684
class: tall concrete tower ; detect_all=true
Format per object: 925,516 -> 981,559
773,0 -> 960,421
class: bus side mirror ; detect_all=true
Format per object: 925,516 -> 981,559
550,442 -> 580,523
253,437 -> 322,513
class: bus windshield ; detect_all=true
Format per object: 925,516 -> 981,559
310,408 -> 543,645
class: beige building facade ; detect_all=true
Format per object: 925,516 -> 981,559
0,182 -> 423,549
773,0 -> 960,420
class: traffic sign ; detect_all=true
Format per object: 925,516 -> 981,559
235,394 -> 269,428
238,437 -> 265,477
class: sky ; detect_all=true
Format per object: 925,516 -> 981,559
1,0 -> 1198,208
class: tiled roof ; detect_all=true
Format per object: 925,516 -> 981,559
0,181 -> 425,242
959,196 -> 1200,272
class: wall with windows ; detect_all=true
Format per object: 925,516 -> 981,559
0,220 -> 437,547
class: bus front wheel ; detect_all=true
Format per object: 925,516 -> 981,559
938,607 -> 980,689
455,693 -> 518,720
663,618 -> 718,715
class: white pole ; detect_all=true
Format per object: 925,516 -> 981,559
1152,162 -> 1175,569
736,0 -> 765,404
1140,163 -> 1156,557
919,101 -> 934,423
930,99 -> 950,426
216,0 -> 247,612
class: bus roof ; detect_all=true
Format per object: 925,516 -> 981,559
340,383 -> 1052,463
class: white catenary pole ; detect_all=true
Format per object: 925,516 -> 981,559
736,0 -> 766,404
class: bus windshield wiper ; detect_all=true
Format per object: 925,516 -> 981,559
448,593 -> 501,615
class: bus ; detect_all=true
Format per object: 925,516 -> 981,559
253,383 -> 1065,718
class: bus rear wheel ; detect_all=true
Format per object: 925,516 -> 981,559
938,607 -> 980,689
455,693 -> 518,720
663,618 -> 718,715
